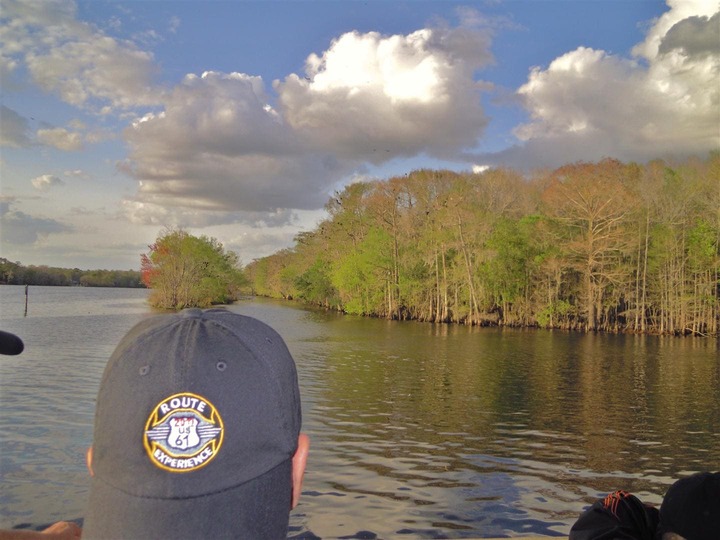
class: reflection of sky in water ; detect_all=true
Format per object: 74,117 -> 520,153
1,289 -> 718,538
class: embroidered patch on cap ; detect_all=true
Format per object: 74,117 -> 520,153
143,392 -> 224,473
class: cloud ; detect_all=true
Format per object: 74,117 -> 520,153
168,16 -> 181,34
454,6 -> 519,34
121,71 -> 351,217
0,106 -> 32,147
31,174 -> 65,191
659,12 -> 720,57
472,164 -> 490,174
26,34 -> 161,111
0,110 -> 90,151
0,53 -> 21,91
122,26 -> 493,225
36,127 -> 83,151
0,0 -> 162,111
64,169 -> 92,180
10,240 -> 146,270
224,229 -> 302,263
69,206 -> 97,216
121,198 -> 299,228
0,196 -> 15,215
632,0 -> 717,60
0,207 -> 73,245
477,0 -> 719,170
275,27 -> 491,161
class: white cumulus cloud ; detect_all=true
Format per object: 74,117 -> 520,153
121,26 -> 493,226
275,27 -> 491,161
478,0 -> 719,170
121,71 -> 349,221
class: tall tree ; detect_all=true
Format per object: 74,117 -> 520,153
541,159 -> 638,331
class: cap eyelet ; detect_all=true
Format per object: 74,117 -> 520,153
216,361 -> 227,372
139,365 -> 150,376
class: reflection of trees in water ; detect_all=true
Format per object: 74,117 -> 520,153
300,316 -> 718,536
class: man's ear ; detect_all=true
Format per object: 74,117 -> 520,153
86,446 -> 94,477
291,433 -> 309,509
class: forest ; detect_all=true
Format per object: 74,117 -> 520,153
245,155 -> 720,336
0,258 -> 143,288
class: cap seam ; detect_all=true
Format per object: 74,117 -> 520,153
101,317 -> 190,384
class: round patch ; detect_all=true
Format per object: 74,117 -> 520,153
143,392 -> 224,473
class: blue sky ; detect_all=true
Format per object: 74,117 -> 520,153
1,0 -> 718,270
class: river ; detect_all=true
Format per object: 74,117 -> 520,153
0,285 -> 718,538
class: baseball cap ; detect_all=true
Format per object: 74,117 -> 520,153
83,308 -> 302,540
0,330 -> 24,355
658,472 -> 720,540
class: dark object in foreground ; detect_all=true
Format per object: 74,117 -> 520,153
0,330 -> 24,355
83,308 -> 306,540
570,472 -> 720,540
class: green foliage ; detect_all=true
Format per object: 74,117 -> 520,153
245,154 -> 720,335
687,220 -> 719,271
331,227 -> 392,315
536,300 -> 576,328
141,229 -> 246,309
482,217 -> 538,303
295,260 -> 339,307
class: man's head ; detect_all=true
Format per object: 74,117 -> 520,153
83,308 -> 308,540
658,472 -> 720,540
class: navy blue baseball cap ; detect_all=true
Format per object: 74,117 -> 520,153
83,308 -> 302,539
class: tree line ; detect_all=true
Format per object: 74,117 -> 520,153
0,258 -> 144,288
245,154 -> 720,336
0,228 -> 246,310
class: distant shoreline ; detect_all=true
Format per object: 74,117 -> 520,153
0,259 -> 144,288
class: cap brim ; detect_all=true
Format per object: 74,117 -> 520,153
0,330 -> 24,356
82,459 -> 292,540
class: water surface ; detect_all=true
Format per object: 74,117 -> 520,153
1,286 -> 718,538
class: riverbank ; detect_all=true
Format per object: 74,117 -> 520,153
252,293 -> 719,338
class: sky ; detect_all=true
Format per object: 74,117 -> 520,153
1,0 -> 718,271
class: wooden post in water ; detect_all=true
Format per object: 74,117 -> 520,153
24,284 -> 28,317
